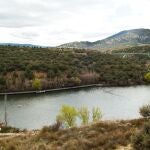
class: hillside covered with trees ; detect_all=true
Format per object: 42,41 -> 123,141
0,45 -> 149,92
58,29 -> 150,51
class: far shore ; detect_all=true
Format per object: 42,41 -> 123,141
0,83 -> 149,96
0,84 -> 103,96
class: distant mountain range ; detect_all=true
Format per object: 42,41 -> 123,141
58,28 -> 150,51
0,43 -> 47,48
1,28 -> 150,51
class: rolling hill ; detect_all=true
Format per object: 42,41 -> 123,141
58,28 -> 150,51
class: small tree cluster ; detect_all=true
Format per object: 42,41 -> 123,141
57,105 -> 78,128
57,105 -> 102,128
140,104 -> 150,119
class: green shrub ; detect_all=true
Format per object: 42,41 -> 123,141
47,70 -> 55,78
132,121 -> 150,150
144,72 -> 150,82
92,107 -> 102,122
57,105 -> 78,128
140,104 -> 150,118
24,68 -> 34,80
32,79 -> 42,90
78,107 -> 89,125
0,126 -> 20,133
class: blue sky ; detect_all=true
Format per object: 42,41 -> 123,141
0,0 -> 149,46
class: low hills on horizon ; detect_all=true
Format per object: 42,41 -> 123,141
0,28 -> 150,52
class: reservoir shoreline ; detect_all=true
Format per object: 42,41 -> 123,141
0,84 -> 103,96
0,83 -> 149,96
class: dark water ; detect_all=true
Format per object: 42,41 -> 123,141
0,86 -> 150,130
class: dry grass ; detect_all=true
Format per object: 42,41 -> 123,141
0,119 -> 145,150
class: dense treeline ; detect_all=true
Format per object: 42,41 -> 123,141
0,45 -> 149,92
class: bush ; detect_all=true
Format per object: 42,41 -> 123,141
40,121 -> 62,135
144,72 -> 150,82
24,68 -> 34,80
70,77 -> 81,85
140,104 -> 150,118
57,105 -> 78,128
32,79 -> 42,90
47,70 -> 55,78
92,107 -> 102,122
0,126 -> 20,133
132,121 -> 150,149
78,107 -> 89,125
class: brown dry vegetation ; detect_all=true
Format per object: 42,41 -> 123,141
0,119 -> 145,150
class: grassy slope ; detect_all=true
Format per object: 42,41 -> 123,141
0,119 -> 145,150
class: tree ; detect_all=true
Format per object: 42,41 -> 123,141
78,107 -> 89,125
132,104 -> 150,149
57,105 -> 78,128
140,104 -> 150,119
32,79 -> 41,90
92,107 -> 102,122
144,72 -> 150,82
24,68 -> 34,80
47,70 -> 55,78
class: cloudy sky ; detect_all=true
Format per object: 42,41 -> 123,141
0,0 -> 150,46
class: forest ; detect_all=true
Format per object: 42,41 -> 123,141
0,45 -> 149,92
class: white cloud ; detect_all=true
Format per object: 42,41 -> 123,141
0,0 -> 149,46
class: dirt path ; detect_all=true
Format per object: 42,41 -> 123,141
0,132 -> 38,140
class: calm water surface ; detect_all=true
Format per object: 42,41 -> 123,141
0,86 -> 150,129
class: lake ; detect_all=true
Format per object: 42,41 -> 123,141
0,86 -> 150,130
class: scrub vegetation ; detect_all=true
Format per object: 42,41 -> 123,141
0,45 -> 150,92
0,119 -> 145,150
132,104 -> 150,149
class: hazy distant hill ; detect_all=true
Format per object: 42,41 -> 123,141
58,29 -> 150,51
0,43 -> 47,48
